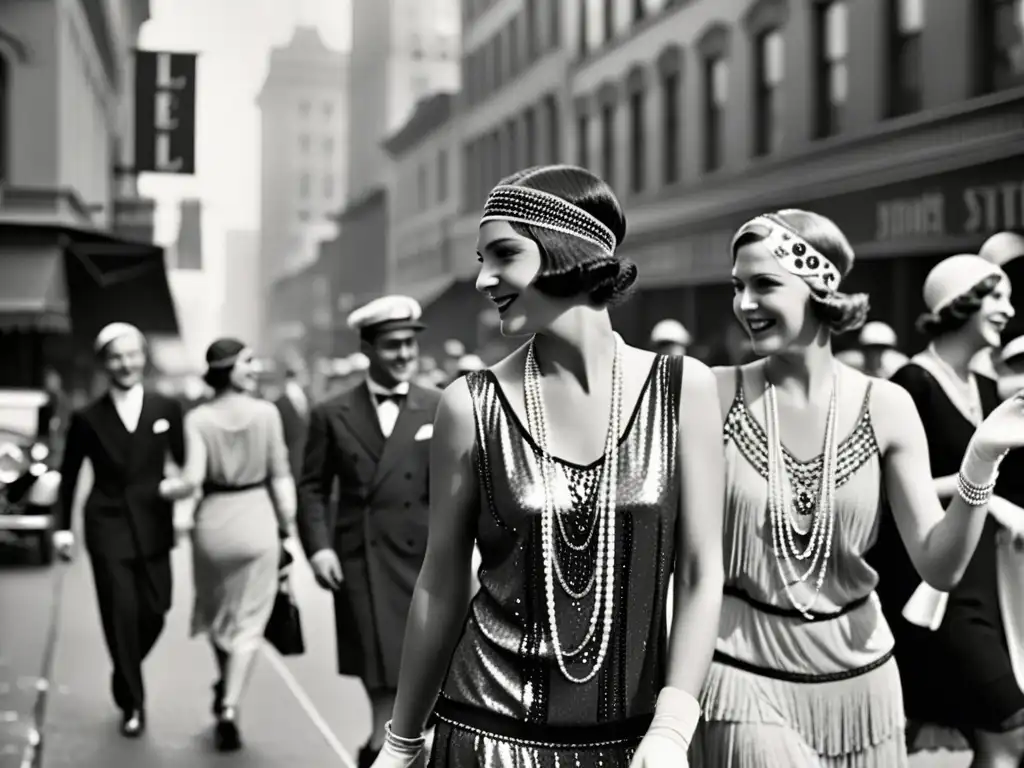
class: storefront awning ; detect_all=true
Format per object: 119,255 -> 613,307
0,223 -> 179,342
63,233 -> 179,344
0,245 -> 70,332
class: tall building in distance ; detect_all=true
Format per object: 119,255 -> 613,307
346,0 -> 460,201
221,230 -> 262,346
256,26 -> 349,349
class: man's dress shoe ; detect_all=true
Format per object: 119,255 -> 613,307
120,709 -> 145,737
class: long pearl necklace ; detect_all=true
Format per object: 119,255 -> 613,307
524,334 -> 623,684
765,367 -> 840,619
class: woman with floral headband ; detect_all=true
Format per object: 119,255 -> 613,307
371,165 -> 726,768
689,209 -> 1024,767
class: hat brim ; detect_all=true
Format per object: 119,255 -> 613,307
361,319 -> 426,338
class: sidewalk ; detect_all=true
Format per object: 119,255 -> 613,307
41,545 -> 355,768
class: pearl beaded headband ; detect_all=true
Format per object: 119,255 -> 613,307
734,214 -> 842,295
481,185 -> 617,258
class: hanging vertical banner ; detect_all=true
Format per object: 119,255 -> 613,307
133,50 -> 197,174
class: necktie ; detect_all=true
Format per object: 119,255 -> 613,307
375,393 -> 406,405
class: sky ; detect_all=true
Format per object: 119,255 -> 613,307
136,0 -> 350,250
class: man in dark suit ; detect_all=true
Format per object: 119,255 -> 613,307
275,365 -> 310,479
297,295 -> 441,768
53,323 -> 185,737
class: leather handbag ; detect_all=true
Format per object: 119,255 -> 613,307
264,545 -> 305,656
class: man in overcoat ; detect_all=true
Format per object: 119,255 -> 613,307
54,323 -> 186,737
297,295 -> 441,768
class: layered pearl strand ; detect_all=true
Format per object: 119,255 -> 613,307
765,367 -> 840,620
524,334 -> 623,684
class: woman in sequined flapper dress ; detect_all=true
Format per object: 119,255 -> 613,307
372,166 -> 727,768
690,210 -> 1024,768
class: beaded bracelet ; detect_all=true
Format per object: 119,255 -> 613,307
957,471 -> 996,507
384,720 -> 426,755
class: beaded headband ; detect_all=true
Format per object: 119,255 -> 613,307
480,185 -> 617,258
735,214 -> 842,294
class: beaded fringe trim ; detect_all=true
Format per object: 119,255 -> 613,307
700,655 -> 906,757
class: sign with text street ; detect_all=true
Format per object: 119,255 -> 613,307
134,50 -> 197,174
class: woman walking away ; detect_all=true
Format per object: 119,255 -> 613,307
874,255 -> 1024,767
180,338 -> 296,751
373,165 -> 727,767
693,210 -> 1024,767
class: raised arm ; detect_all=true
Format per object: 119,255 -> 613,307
878,380 -> 1018,590
388,376 -> 480,742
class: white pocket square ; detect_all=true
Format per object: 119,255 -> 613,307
153,418 -> 170,434
414,424 -> 433,441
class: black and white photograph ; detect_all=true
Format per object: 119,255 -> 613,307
1,0 -> 1024,766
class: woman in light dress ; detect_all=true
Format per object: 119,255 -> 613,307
691,210 -> 1024,767
178,338 -> 296,751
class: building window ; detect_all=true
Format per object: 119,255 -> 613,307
982,0 -> 1024,93
524,106 -> 537,166
299,134 -> 310,153
579,0 -> 588,56
298,210 -> 309,222
704,56 -> 728,172
628,87 -> 645,193
495,30 -> 506,87
463,141 -> 476,210
299,100 -> 310,116
324,137 -> 334,154
417,165 -> 428,211
816,1 -> 848,137
299,173 -> 311,197
754,29 -> 784,156
324,103 -> 334,118
603,0 -> 615,42
324,175 -> 334,198
506,118 -> 520,176
600,102 -> 615,187
576,112 -> 590,167
509,16 -> 521,77
889,0 -> 924,116
661,70 -> 680,185
544,94 -> 561,163
438,149 -> 448,201
633,0 -> 645,23
526,0 -> 539,59
549,0 -> 561,52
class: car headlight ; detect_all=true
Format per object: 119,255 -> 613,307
30,443 -> 49,462
0,443 -> 26,485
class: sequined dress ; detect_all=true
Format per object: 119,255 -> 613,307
691,367 -> 908,767
429,356 -> 683,768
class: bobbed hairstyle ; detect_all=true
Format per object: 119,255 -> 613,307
732,208 -> 870,334
915,273 -> 1003,339
491,165 -> 638,307
203,337 -> 246,392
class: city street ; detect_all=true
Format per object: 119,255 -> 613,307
1,537 -> 370,767
1,531 -> 971,768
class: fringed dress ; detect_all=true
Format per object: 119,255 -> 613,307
691,369 -> 908,767
429,356 -> 683,768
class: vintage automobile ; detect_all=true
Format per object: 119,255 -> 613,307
0,390 -> 62,564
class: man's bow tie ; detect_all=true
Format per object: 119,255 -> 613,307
375,392 -> 406,405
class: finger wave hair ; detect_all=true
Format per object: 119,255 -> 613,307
491,165 -> 638,307
732,208 -> 870,334
915,273 -> 1004,339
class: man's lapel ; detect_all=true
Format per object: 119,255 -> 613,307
370,385 -> 429,490
337,382 -> 385,461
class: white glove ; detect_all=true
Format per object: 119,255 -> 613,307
53,530 -> 75,560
